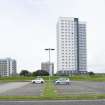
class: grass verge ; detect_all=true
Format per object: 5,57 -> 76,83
43,80 -> 57,97
0,94 -> 105,100
1,74 -> 105,82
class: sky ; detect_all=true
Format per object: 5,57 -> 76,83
0,0 -> 105,73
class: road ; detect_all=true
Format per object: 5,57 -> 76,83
0,81 -> 105,96
0,82 -> 29,93
0,100 -> 105,105
55,81 -> 105,95
0,82 -> 43,96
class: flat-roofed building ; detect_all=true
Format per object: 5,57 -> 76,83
57,17 -> 87,74
41,62 -> 54,75
0,58 -> 17,77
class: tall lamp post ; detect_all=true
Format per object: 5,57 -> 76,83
44,48 -> 55,77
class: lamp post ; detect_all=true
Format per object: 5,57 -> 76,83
44,48 -> 55,77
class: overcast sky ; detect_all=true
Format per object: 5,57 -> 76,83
0,0 -> 105,73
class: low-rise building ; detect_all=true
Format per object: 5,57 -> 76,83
41,62 -> 54,76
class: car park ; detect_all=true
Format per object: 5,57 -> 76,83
32,77 -> 45,84
55,77 -> 71,85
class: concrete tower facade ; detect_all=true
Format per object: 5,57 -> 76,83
0,58 -> 17,77
57,17 -> 87,74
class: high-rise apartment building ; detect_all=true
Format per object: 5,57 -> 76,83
41,62 -> 54,75
57,17 -> 87,74
0,58 -> 17,77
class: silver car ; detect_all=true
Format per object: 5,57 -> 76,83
55,77 -> 71,85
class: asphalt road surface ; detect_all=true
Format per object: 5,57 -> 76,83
0,82 -> 43,96
55,81 -> 105,95
0,81 -> 105,96
0,100 -> 105,105
0,82 -> 29,94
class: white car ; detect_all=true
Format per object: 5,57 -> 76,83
55,77 -> 71,85
32,77 -> 44,84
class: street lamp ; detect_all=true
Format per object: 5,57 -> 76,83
44,48 -> 55,77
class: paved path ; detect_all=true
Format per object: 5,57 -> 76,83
0,81 -> 105,96
55,81 -> 105,95
0,100 -> 105,105
0,82 -> 29,93
0,83 -> 44,96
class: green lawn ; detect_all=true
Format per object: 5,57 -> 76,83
43,80 -> 57,98
0,76 -> 34,82
0,74 -> 105,82
70,74 -> 105,81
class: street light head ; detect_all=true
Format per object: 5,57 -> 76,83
44,48 -> 55,76
45,49 -> 49,50
51,49 -> 55,50
44,48 -> 55,51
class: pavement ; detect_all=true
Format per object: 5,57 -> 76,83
0,81 -> 105,96
0,100 -> 105,105
55,81 -> 105,96
0,82 -> 29,94
0,82 -> 44,96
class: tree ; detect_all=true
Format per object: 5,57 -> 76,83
32,71 -> 37,76
88,71 -> 95,76
32,70 -> 49,76
20,70 -> 31,76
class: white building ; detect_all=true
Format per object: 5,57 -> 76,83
41,62 -> 54,76
0,58 -> 17,77
57,17 -> 87,74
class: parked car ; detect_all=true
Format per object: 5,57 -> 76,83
32,77 -> 45,84
55,77 -> 71,85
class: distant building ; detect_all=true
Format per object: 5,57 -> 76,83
0,58 -> 17,77
57,17 -> 87,74
41,62 -> 54,75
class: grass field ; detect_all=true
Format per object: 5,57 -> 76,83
0,74 -> 105,82
0,76 -> 34,82
70,74 -> 105,81
43,80 -> 57,97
